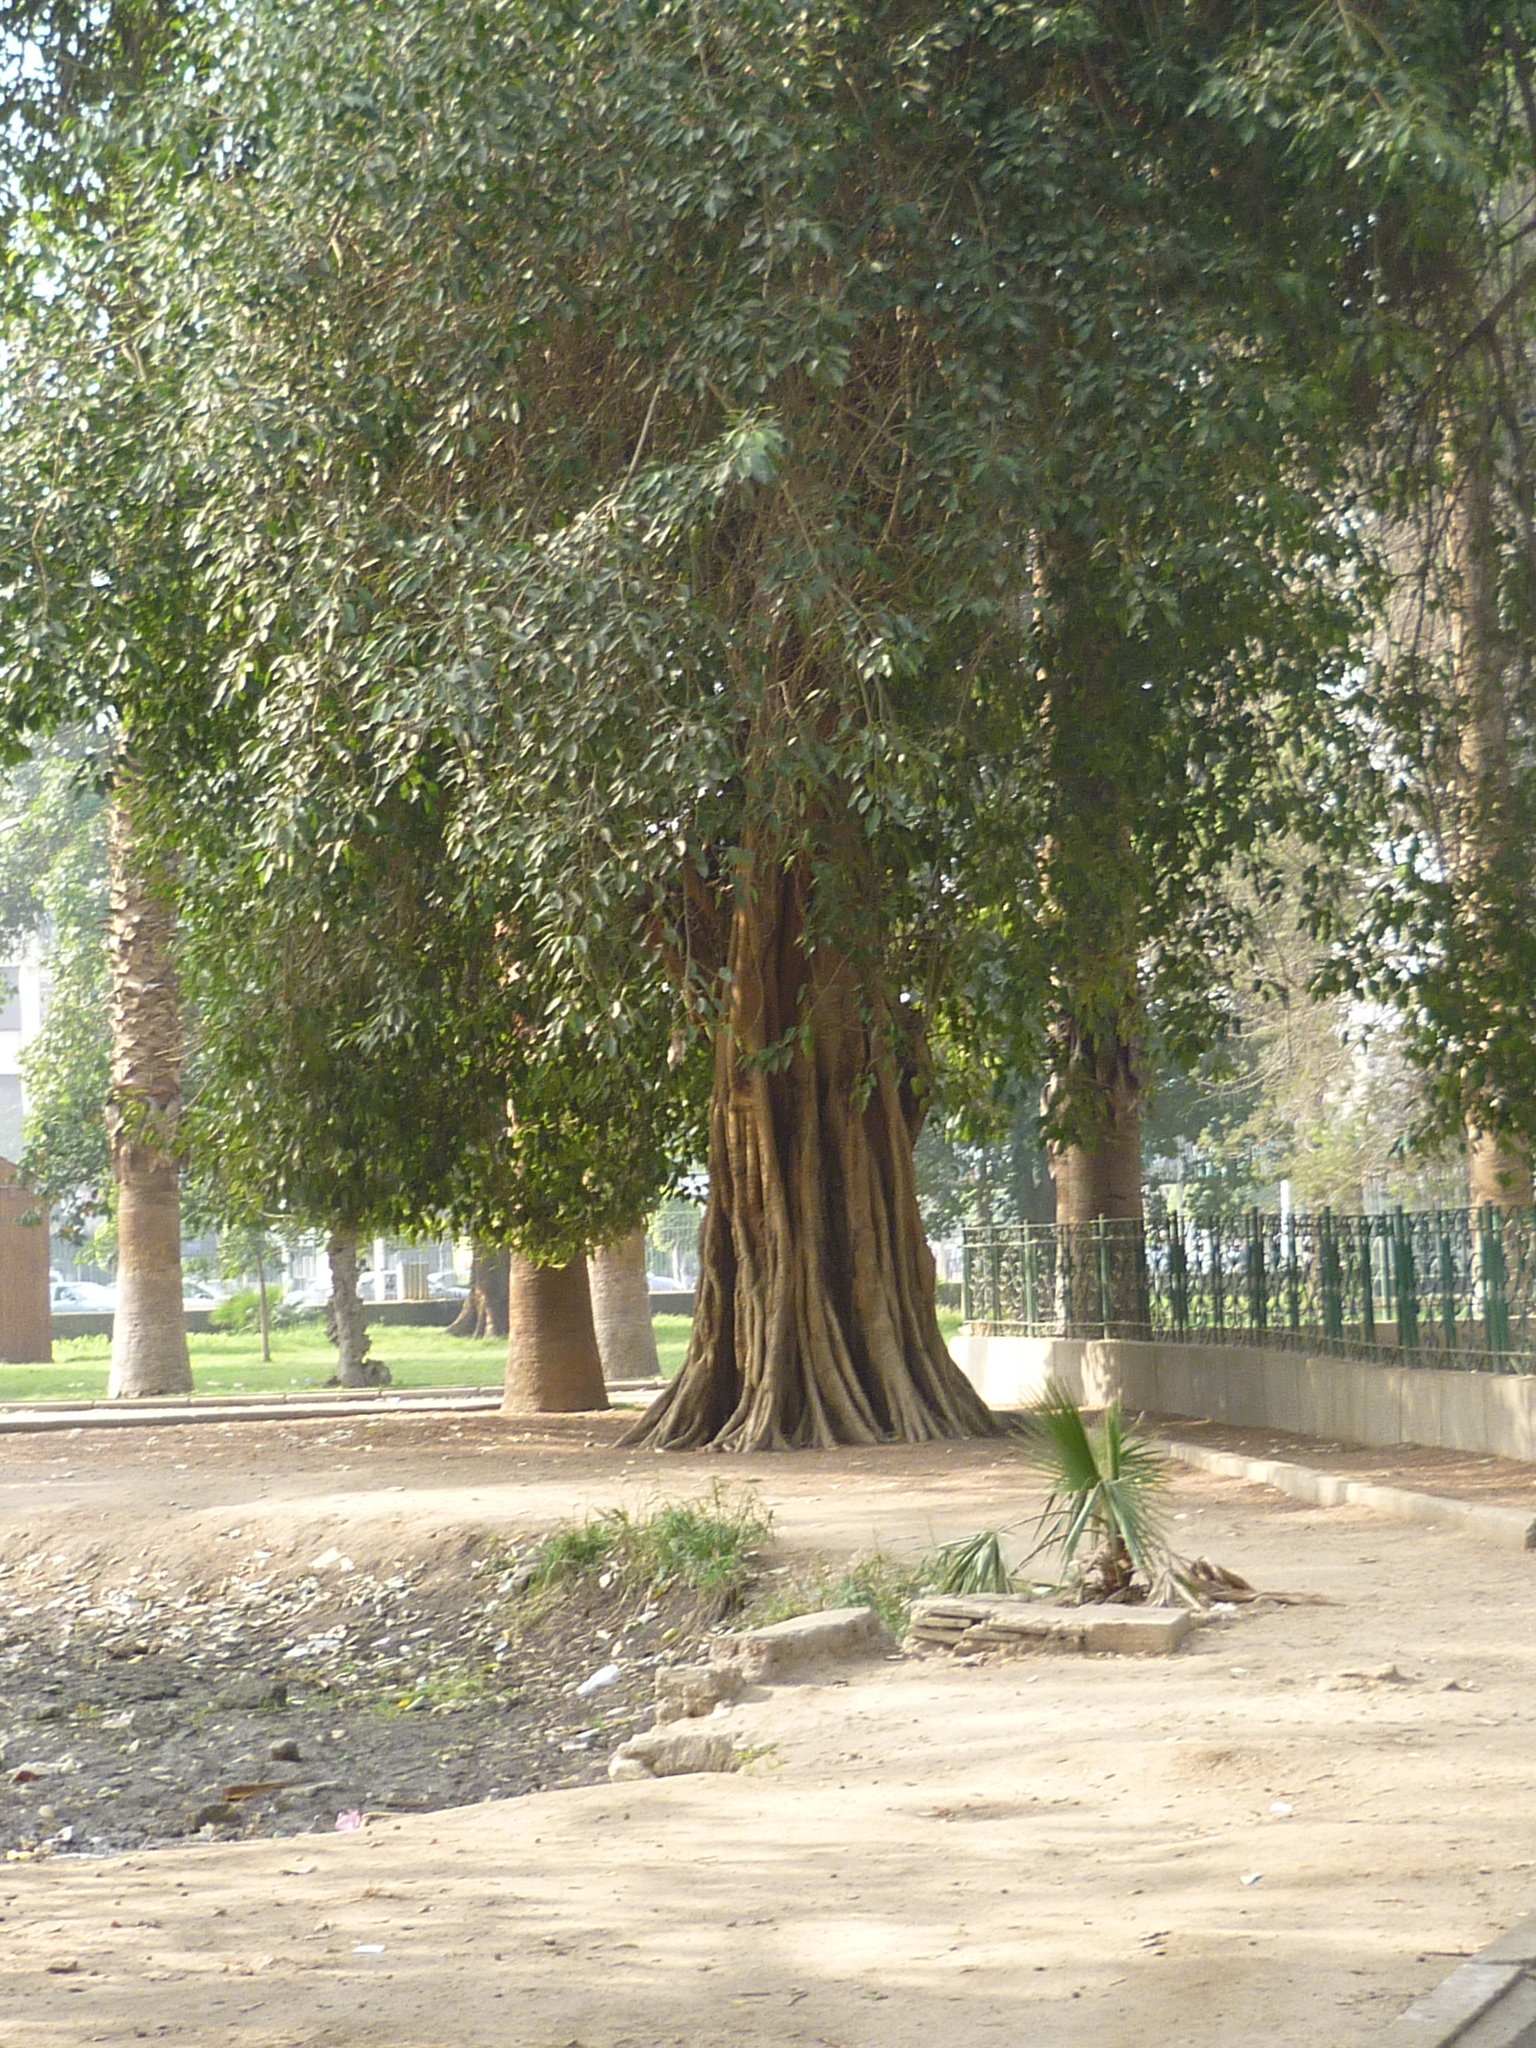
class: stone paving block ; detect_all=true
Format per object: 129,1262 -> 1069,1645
728,1605 -> 894,1682
1079,1608 -> 1193,1656
609,1722 -> 741,1780
908,1597 -> 1191,1658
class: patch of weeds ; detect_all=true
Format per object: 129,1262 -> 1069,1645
522,1485 -> 773,1623
379,1666 -> 488,1717
747,1550 -> 923,1640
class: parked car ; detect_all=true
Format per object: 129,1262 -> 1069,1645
180,1278 -> 229,1308
427,1271 -> 469,1299
50,1279 -> 117,1312
283,1280 -> 334,1312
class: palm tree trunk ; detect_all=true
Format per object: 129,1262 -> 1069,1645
588,1229 -> 660,1380
105,786 -> 191,1399
503,1253 -> 609,1412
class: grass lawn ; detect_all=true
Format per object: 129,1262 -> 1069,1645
0,1307 -> 960,1404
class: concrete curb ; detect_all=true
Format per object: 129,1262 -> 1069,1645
1380,1913 -> 1536,2044
1162,1439 -> 1536,1551
0,1390 -> 505,1433
0,1376 -> 665,1434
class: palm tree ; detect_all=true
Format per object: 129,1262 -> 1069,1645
104,783 -> 191,1398
588,1230 -> 660,1381
503,1253 -> 609,1413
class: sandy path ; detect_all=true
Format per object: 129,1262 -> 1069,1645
4,1414 -> 1536,2044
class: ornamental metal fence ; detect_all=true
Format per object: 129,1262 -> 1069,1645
960,1208 -> 1536,1374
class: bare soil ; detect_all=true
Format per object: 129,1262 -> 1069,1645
4,1408 -> 1536,2046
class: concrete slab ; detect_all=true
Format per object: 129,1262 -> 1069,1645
728,1605 -> 893,1681
1079,1608 -> 1193,1656
1377,1961 -> 1526,2045
908,1597 -> 1191,1658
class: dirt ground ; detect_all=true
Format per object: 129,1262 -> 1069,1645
5,1409 -> 1536,2046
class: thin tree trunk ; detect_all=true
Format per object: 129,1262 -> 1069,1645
502,1253 -> 609,1412
447,1242 -> 510,1338
588,1229 -> 660,1380
255,1245 -> 271,1364
105,785 -> 191,1399
325,1230 -> 389,1385
628,845 -> 995,1452
1448,433 -> 1534,1209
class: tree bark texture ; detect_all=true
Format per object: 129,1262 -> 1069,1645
588,1229 -> 660,1380
447,1243 -> 511,1338
1047,1033 -> 1144,1225
1448,437 -> 1534,1210
325,1230 -> 389,1385
105,788 -> 192,1399
628,850 -> 995,1452
0,1164 -> 50,1364
502,1253 -> 609,1413
1036,536 -> 1146,1234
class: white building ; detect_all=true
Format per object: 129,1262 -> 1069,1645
0,953 -> 44,1167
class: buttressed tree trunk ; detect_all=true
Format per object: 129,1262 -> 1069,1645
588,1229 -> 660,1380
325,1231 -> 389,1385
503,1253 -> 609,1412
628,844 -> 996,1452
1449,433 -> 1533,1210
447,1242 -> 510,1338
105,786 -> 192,1398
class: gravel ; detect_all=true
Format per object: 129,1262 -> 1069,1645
0,1538 -> 703,1861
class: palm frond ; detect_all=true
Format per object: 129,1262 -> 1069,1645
1020,1380 -> 1169,1587
929,1528 -> 1014,1595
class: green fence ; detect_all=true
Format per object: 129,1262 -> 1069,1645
961,1207 -> 1536,1374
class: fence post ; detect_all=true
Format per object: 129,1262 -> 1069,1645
1437,1212 -> 1457,1357
1481,1205 -> 1510,1360
988,1234 -> 1002,1334
1246,1207 -> 1267,1337
1319,1209 -> 1343,1340
1094,1216 -> 1110,1336
1285,1216 -> 1301,1334
1393,1208 -> 1419,1356
1359,1219 -> 1375,1348
1169,1220 -> 1189,1336
1210,1218 -> 1225,1334
961,1232 -> 972,1326
1022,1222 -> 1037,1332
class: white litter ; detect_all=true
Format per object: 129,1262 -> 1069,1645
576,1663 -> 621,1697
1269,1801 -> 1293,1818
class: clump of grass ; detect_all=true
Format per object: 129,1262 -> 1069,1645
747,1550 -> 924,1639
523,1485 -> 773,1617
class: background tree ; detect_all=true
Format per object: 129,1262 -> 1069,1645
129,0 -> 1506,1448
181,758 -> 702,1402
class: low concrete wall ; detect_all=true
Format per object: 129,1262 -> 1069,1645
55,1293 -> 696,1343
954,1330 -> 1536,1465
